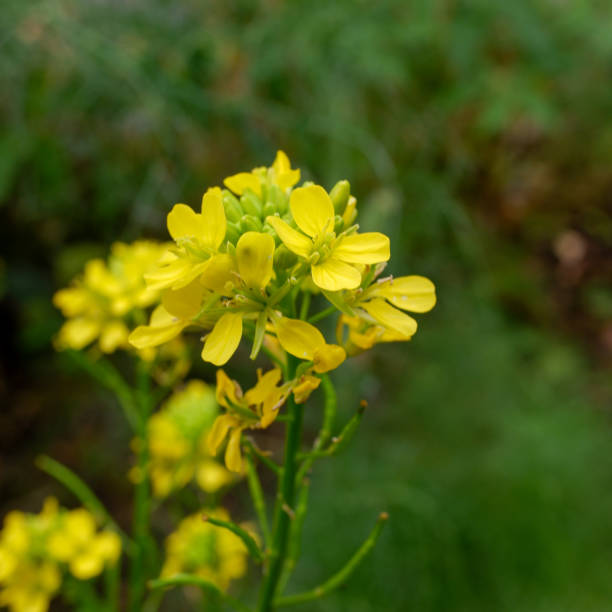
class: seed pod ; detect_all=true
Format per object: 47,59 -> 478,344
240,190 -> 263,217
222,190 -> 243,223
330,180 -> 350,214
240,214 -> 263,233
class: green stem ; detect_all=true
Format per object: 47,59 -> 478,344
257,358 -> 303,612
295,375 -> 336,484
244,439 -> 281,476
128,362 -> 153,611
307,306 -> 336,325
299,292 -> 311,321
245,448 -> 272,548
274,513 -> 389,607
203,515 -> 264,563
148,574 -> 252,612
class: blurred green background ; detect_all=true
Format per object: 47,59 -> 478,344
2,0 -> 612,610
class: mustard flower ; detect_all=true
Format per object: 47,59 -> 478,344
224,150 -> 300,197
146,380 -> 233,497
161,509 -> 249,590
207,368 -> 291,472
46,509 -> 120,580
266,185 -> 390,291
53,241 -> 168,353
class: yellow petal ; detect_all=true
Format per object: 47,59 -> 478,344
144,257 -> 204,292
273,317 -> 325,360
99,321 -> 129,353
266,216 -> 312,257
216,369 -> 243,410
236,232 -> 275,289
290,185 -> 334,237
361,298 -> 417,337
373,275 -> 436,312
128,305 -> 185,349
272,151 -> 300,190
52,288 -> 89,317
334,232 -> 390,264
167,204 -> 204,240
201,313 -> 243,365
56,318 -> 100,350
224,172 -> 262,197
200,254 -> 236,294
311,257 -> 361,291
70,552 -> 104,580
272,150 -> 291,174
201,187 -> 227,250
162,279 -> 206,319
292,375 -> 321,404
225,427 -> 244,473
196,460 -> 233,493
244,368 -> 282,405
207,414 -> 238,455
312,344 -> 346,373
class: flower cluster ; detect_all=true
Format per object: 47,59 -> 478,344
53,241 -> 170,354
0,499 -> 120,612
126,151 -> 435,472
145,380 -> 233,497
161,509 -> 249,591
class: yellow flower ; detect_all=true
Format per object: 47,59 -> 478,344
208,369 -> 290,472
47,508 -> 120,580
161,509 -> 249,590
146,380 -> 233,497
145,187 -> 228,291
0,560 -> 60,612
53,241 -> 168,354
224,150 -> 300,197
338,275 -> 436,352
266,185 -> 390,291
200,231 -> 275,365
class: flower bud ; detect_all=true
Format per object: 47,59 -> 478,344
240,190 -> 263,217
273,244 -> 297,268
240,214 -> 263,233
330,179 -> 351,214
263,201 -> 277,217
225,222 -> 241,245
222,190 -> 243,223
267,184 -> 288,214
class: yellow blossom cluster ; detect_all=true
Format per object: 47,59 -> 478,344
0,499 -> 120,612
145,380 -> 233,497
124,151 -> 435,472
53,241 -> 170,354
161,509 -> 249,590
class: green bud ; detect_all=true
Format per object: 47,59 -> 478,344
240,214 -> 263,233
225,222 -> 241,244
222,190 -> 243,223
330,180 -> 351,214
262,222 -> 275,235
263,201 -> 277,217
268,184 -> 288,214
273,244 -> 297,268
333,214 -> 345,234
240,190 -> 263,217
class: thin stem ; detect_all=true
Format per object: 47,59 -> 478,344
295,375 -> 336,484
148,574 -> 252,612
245,448 -> 272,548
299,292 -> 311,321
276,477 -> 310,595
36,454 -> 131,547
203,515 -> 264,563
274,513 -> 389,607
257,358 -> 303,612
244,439 -> 281,476
128,362 -> 153,611
307,306 -> 336,325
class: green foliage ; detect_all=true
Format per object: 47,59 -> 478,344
2,0 -> 612,610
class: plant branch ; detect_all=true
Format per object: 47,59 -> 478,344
274,512 -> 389,607
245,447 -> 272,549
203,515 -> 264,563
